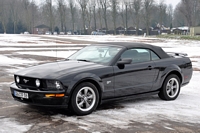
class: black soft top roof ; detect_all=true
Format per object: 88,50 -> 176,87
95,42 -> 170,59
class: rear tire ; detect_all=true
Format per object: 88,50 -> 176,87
159,74 -> 181,100
70,82 -> 99,115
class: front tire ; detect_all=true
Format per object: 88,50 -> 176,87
70,82 -> 99,115
159,74 -> 181,100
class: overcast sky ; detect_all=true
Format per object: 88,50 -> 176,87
159,0 -> 181,8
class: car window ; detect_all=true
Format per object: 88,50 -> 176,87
121,49 -> 151,63
68,45 -> 122,64
151,51 -> 160,60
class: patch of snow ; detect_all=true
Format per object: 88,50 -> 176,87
164,126 -> 175,130
0,34 -> 91,46
51,72 -> 200,131
61,35 -> 143,43
6,67 -> 25,75
0,82 -> 13,85
0,117 -> 32,133
0,47 -> 83,51
0,55 -> 38,66
17,51 -> 76,58
1,34 -> 200,132
0,82 -> 12,85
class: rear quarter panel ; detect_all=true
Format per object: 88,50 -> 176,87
151,57 -> 192,91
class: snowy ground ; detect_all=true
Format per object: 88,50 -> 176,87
0,34 -> 200,133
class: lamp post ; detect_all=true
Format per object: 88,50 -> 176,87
94,5 -> 97,31
124,0 -> 129,35
91,0 -> 97,31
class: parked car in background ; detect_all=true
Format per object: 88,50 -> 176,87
67,31 -> 72,35
10,42 -> 193,115
45,31 -> 52,35
91,31 -> 106,35
53,32 -> 58,35
59,32 -> 65,35
24,31 -> 30,34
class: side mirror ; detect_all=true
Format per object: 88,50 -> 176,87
117,58 -> 132,65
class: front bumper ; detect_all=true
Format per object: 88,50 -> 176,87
10,83 -> 69,108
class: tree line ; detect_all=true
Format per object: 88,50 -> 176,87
0,0 -> 200,35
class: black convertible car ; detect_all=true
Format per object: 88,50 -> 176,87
10,42 -> 193,115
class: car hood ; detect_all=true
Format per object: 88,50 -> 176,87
15,60 -> 104,79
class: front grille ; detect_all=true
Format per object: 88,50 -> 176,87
14,75 -> 45,90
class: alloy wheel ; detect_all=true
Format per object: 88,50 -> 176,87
76,87 -> 96,112
166,78 -> 179,98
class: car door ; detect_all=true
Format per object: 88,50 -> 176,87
114,48 -> 157,97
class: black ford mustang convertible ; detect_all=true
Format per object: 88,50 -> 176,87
10,42 -> 193,115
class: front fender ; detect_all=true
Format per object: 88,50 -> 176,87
66,73 -> 104,95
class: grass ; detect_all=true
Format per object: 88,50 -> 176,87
157,35 -> 200,41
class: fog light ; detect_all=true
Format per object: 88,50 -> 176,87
35,79 -> 40,87
16,76 -> 20,83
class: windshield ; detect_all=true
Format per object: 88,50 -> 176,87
68,45 -> 122,64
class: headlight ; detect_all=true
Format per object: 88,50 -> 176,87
55,81 -> 63,90
46,80 -> 63,90
35,79 -> 40,87
16,76 -> 20,83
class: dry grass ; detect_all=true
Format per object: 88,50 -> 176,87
193,68 -> 200,71
191,60 -> 198,62
55,41 -> 69,44
190,56 -> 200,58
17,41 -> 37,44
39,40 -> 71,44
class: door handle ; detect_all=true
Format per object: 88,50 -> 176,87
148,66 -> 152,70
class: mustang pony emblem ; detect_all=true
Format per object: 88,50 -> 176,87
23,79 -> 29,83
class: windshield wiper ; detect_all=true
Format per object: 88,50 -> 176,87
77,59 -> 91,62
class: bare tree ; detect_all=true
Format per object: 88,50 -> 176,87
91,0 -> 97,30
119,1 -> 125,28
0,0 -> 9,33
98,0 -> 109,33
142,0 -> 154,35
77,0 -> 89,34
22,0 -> 31,32
119,0 -> 129,33
9,0 -> 19,33
1,0 -> 200,35
44,0 -> 54,32
69,0 -> 76,34
57,0 -> 66,32
158,0 -> 167,28
192,0 -> 200,26
178,0 -> 197,27
110,0 -> 119,35
86,1 -> 93,31
124,0 -> 130,34
184,0 -> 200,26
173,3 -> 186,27
97,1 -> 103,30
31,0 -> 38,33
131,0 -> 142,35
167,4 -> 173,28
